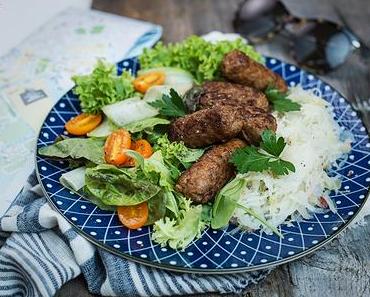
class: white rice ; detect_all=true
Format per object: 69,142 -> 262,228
234,86 -> 352,233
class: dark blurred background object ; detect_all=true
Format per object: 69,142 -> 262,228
234,0 -> 370,73
57,0 -> 370,296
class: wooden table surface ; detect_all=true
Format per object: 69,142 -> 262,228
56,0 -> 370,296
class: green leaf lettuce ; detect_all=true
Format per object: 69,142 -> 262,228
72,60 -> 139,114
38,138 -> 105,164
84,164 -> 161,206
139,36 -> 263,84
152,195 -> 206,250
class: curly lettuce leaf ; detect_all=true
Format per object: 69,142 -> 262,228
84,164 -> 161,206
154,134 -> 204,170
72,60 -> 139,114
152,195 -> 206,250
38,138 -> 105,164
139,35 -> 263,83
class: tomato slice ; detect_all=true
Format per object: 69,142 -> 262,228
124,139 -> 153,167
134,139 -> 154,158
133,71 -> 165,93
117,202 -> 149,229
65,113 -> 102,136
104,129 -> 131,166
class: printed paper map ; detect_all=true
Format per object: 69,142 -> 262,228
0,8 -> 161,216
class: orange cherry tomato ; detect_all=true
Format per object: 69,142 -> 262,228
133,71 -> 165,93
104,129 -> 131,166
117,202 -> 149,229
124,139 -> 154,167
65,113 -> 102,136
133,139 -> 154,159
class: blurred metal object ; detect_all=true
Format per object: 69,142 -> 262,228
347,70 -> 370,111
334,6 -> 370,126
346,61 -> 370,127
233,0 -> 365,74
333,5 -> 370,60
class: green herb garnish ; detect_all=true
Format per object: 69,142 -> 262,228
148,88 -> 187,117
230,130 -> 295,176
265,87 -> 301,112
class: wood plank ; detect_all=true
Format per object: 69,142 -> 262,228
92,0 -> 243,42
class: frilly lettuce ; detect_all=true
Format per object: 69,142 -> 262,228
125,149 -> 208,248
152,195 -> 206,250
139,35 -> 263,83
72,60 -> 139,114
154,134 -> 204,171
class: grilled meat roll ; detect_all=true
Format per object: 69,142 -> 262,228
221,50 -> 287,93
168,105 -> 244,148
239,107 -> 277,144
176,138 -> 246,203
198,81 -> 269,111
168,104 -> 277,147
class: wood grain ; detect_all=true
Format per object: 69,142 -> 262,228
56,0 -> 370,296
92,0 -> 243,43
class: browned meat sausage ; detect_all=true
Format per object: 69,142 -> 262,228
176,138 -> 246,203
198,81 -> 269,112
238,107 -> 277,144
221,50 -> 287,93
168,105 -> 244,148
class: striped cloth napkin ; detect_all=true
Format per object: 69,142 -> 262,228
0,172 -> 270,296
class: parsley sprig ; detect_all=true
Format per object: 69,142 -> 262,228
265,87 -> 301,112
148,88 -> 187,117
230,130 -> 295,176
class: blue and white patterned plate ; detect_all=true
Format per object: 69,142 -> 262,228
36,57 -> 370,273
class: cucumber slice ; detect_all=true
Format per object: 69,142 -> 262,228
87,117 -> 118,138
143,86 -> 172,102
60,167 -> 86,192
143,84 -> 192,104
102,97 -> 158,127
138,67 -> 194,95
138,67 -> 194,86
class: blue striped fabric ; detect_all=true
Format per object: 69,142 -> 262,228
0,172 -> 270,296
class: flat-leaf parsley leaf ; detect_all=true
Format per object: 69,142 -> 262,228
265,87 -> 301,112
148,88 -> 187,117
230,130 -> 295,176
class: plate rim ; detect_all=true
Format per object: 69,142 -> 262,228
35,56 -> 370,274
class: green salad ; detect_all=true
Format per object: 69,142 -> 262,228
39,36 -> 295,250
